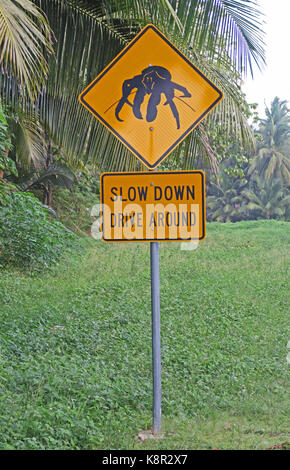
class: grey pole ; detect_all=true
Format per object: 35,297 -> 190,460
150,240 -> 161,433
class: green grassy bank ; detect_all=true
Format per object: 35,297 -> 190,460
0,220 -> 289,449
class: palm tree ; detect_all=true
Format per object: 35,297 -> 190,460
242,176 -> 290,220
248,97 -> 290,184
207,170 -> 247,222
1,0 -> 266,173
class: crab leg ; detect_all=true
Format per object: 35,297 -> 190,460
164,89 -> 180,129
115,77 -> 143,121
115,96 -> 132,121
146,91 -> 162,122
133,88 -> 146,120
172,82 -> 191,98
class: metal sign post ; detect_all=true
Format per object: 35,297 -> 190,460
150,241 -> 161,433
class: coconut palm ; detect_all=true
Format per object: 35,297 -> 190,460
248,97 -> 290,184
1,0 -> 266,172
207,170 -> 247,222
242,176 -> 290,220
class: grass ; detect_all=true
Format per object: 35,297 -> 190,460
0,220 -> 289,450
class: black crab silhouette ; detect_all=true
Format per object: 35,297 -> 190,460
114,65 -> 191,129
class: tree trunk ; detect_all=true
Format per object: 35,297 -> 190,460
42,140 -> 53,207
47,182 -> 53,207
42,186 -> 48,205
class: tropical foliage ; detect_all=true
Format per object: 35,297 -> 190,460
0,191 -> 77,269
0,101 -> 12,175
2,1 -> 289,268
248,97 -> 290,184
207,96 -> 290,223
242,176 -> 290,220
207,171 -> 247,222
0,0 -> 266,175
0,101 -> 18,204
207,171 -> 290,223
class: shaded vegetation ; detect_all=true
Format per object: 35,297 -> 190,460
0,192 -> 77,270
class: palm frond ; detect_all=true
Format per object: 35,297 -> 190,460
102,0 -> 266,76
22,164 -> 75,190
0,0 -> 53,99
8,108 -> 46,170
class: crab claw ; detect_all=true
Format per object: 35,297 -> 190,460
115,79 -> 135,121
172,83 -> 191,98
115,98 -> 126,122
179,90 -> 191,98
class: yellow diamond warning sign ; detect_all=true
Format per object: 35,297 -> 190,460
100,171 -> 205,242
79,24 -> 223,169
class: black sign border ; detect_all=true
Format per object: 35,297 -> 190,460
100,170 -> 205,242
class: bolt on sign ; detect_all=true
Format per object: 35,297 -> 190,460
100,171 -> 205,242
79,24 -> 223,169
